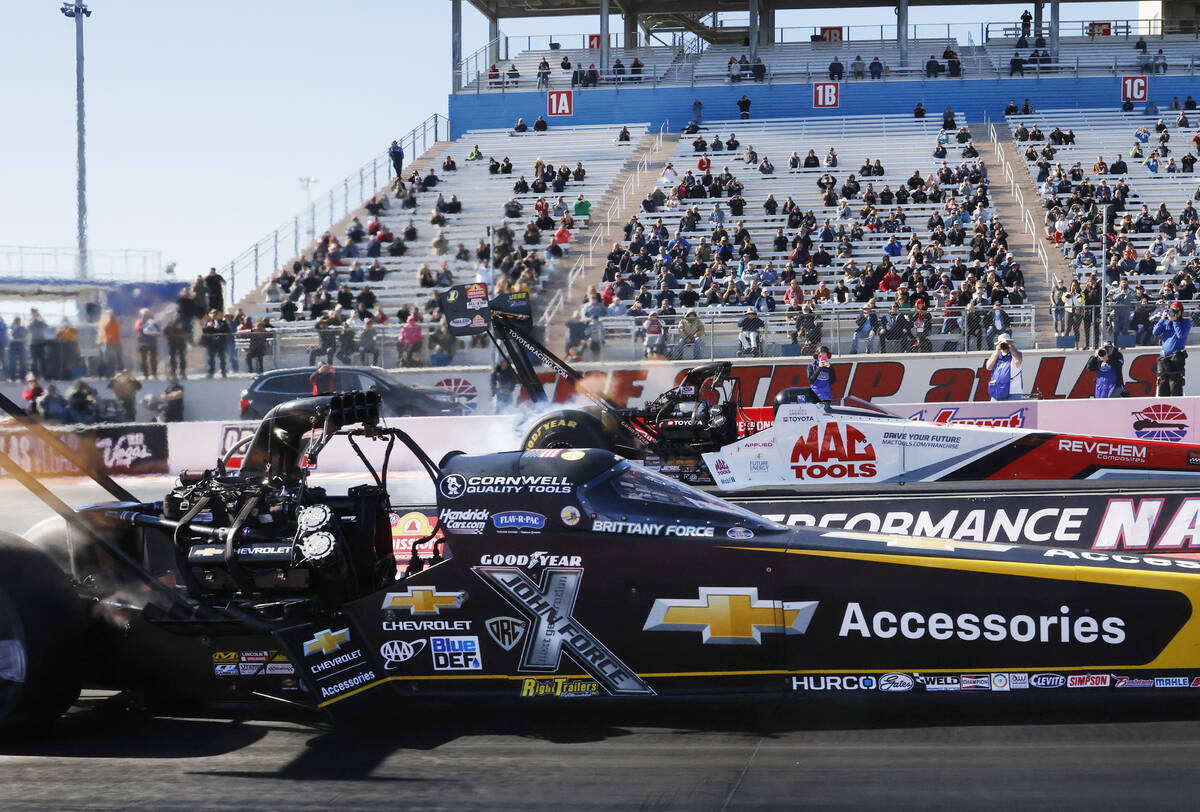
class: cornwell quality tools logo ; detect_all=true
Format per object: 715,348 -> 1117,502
380,586 -> 467,615
303,627 -> 350,656
472,566 -> 654,696
643,587 -> 818,644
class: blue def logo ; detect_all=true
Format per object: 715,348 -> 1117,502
431,636 -> 483,671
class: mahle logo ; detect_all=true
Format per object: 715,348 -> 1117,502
791,423 -> 876,480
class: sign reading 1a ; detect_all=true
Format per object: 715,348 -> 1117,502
547,90 -> 573,116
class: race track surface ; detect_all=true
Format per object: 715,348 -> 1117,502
1,476 -> 1197,809
2,693 -> 1198,810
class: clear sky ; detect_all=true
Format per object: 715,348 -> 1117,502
1,0 -> 1136,282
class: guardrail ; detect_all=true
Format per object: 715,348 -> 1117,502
222,114 -> 448,306
581,303 -> 1038,361
0,246 -> 163,282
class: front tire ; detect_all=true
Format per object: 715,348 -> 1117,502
522,409 -> 610,450
0,534 -> 86,730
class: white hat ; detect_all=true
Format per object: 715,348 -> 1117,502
995,332 -> 1012,346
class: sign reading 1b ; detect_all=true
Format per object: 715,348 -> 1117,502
813,82 -> 840,108
1122,75 -> 1148,102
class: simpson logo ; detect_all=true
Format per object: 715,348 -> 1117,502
1067,674 -> 1111,688
915,674 -> 959,691
1031,673 -> 1066,688
643,587 -> 818,644
1155,676 -> 1190,688
960,675 -> 990,690
492,511 -> 547,531
380,639 -> 428,669
486,616 -> 528,651
473,565 -> 653,696
791,423 -> 877,480
303,627 -> 350,657
431,636 -> 483,670
877,673 -> 915,692
381,586 -> 467,614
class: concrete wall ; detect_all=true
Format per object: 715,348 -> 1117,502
449,74 -> 1200,137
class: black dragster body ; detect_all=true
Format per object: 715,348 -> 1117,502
3,392 -> 1200,729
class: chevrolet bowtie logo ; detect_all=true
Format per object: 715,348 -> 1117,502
643,587 -> 818,645
303,627 -> 350,656
381,586 -> 466,614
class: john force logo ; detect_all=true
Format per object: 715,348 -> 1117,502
643,587 -> 818,644
472,566 -> 654,696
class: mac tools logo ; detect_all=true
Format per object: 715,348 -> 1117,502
791,423 -> 877,480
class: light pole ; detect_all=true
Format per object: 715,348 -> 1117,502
299,176 -> 318,240
61,2 -> 91,281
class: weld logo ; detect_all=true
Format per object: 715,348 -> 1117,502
791,423 -> 877,480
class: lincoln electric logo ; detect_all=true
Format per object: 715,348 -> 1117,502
791,423 -> 877,480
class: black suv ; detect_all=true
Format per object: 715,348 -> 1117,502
239,367 -> 467,419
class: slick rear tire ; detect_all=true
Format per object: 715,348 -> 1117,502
0,533 -> 86,731
522,410 -> 610,451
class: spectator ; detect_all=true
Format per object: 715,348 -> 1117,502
533,115 -> 549,132
692,97 -> 703,123
1010,51 -> 1025,76
985,334 -> 1024,400
828,57 -> 844,81
869,57 -> 883,79
161,375 -> 184,422
1086,340 -> 1125,397
399,312 -> 423,367
737,308 -> 764,357
751,58 -> 766,81
676,309 -> 704,359
388,140 -> 404,176
851,304 -> 878,354
108,368 -> 142,421
737,95 -> 751,119
643,311 -> 665,357
246,319 -> 270,374
7,318 -> 26,381
514,117 -> 528,132
850,55 -> 865,79
914,102 -> 926,118
27,309 -> 47,378
98,309 -> 122,375
205,267 -> 226,314
987,300 -> 1014,347
925,56 -> 943,79
202,310 -> 229,378
943,106 -> 956,129
134,307 -> 160,379
1154,49 -> 1168,74
807,346 -> 836,404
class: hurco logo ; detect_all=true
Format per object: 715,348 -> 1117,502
791,423 -> 877,480
381,586 -> 467,614
303,627 -> 350,657
643,587 -> 818,644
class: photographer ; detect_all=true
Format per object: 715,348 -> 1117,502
1153,300 -> 1192,395
985,333 -> 1024,401
806,346 -> 836,405
1085,340 -> 1125,398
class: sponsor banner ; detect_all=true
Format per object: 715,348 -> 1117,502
752,490 -> 1200,552
0,422 -> 168,477
368,349 -> 1192,413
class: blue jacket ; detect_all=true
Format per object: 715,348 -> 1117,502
1154,314 -> 1192,355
